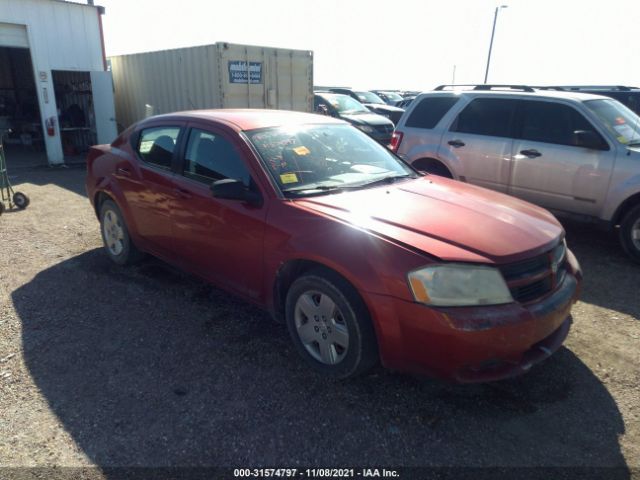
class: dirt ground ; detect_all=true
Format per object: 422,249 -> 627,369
0,166 -> 638,478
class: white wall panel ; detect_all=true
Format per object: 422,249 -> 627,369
0,0 -> 106,164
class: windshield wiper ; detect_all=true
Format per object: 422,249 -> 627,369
283,174 -> 414,197
344,174 -> 414,190
283,185 -> 345,197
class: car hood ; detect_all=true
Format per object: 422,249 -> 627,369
363,103 -> 404,113
294,176 -> 562,264
340,112 -> 394,126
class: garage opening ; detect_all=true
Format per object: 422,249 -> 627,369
0,46 -> 46,168
52,70 -> 98,161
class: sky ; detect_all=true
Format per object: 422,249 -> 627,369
99,0 -> 640,91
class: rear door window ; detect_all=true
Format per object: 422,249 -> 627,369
450,98 -> 516,138
518,101 -> 603,147
137,127 -> 180,170
405,96 -> 459,129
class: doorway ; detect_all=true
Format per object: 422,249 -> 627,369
52,70 -> 98,161
0,46 -> 47,168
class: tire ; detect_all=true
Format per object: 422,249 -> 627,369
99,199 -> 144,265
413,160 -> 453,178
285,269 -> 378,378
13,192 -> 29,209
619,204 -> 640,263
0,202 -> 4,216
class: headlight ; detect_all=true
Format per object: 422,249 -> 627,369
408,264 -> 513,307
355,124 -> 374,133
552,239 -> 566,269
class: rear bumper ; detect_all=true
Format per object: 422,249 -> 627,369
367,252 -> 582,382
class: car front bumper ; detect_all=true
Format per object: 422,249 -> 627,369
367,251 -> 582,382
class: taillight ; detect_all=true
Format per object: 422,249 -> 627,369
390,131 -> 403,153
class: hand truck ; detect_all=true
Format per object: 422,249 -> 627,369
0,129 -> 30,216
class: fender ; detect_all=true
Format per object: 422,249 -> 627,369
93,177 -> 144,251
601,173 -> 640,223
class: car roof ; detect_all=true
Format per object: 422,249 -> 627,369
315,92 -> 351,100
143,109 -> 344,131
417,89 -> 610,102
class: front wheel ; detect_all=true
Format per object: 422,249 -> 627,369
619,204 -> 640,263
99,199 -> 144,265
285,270 -> 378,378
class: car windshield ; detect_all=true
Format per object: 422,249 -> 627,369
381,92 -> 403,102
323,94 -> 369,114
245,124 -> 416,197
584,99 -> 640,146
356,91 -> 385,104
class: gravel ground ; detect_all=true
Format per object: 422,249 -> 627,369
0,166 -> 638,478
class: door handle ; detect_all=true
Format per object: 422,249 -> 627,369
173,188 -> 192,199
520,149 -> 542,158
116,167 -> 131,177
448,139 -> 465,148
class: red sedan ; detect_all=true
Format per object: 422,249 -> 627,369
86,110 -> 582,382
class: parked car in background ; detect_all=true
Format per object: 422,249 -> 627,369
371,90 -> 405,106
534,85 -> 640,115
86,109 -> 581,382
396,96 -> 417,109
400,90 -> 422,98
392,84 -> 640,261
313,92 -> 394,144
326,88 -> 405,125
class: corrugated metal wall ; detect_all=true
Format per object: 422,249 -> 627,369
110,45 -> 221,130
110,43 -> 313,129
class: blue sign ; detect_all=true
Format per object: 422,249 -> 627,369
228,61 -> 263,84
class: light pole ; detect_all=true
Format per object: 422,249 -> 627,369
484,5 -> 508,84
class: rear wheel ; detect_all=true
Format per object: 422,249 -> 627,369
619,204 -> 640,263
412,159 -> 453,178
99,199 -> 144,265
285,269 -> 378,378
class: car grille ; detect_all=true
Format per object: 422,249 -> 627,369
499,242 -> 567,304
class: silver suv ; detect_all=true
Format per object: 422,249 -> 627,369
392,85 -> 640,262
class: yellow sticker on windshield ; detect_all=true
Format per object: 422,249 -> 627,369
280,173 -> 299,184
293,146 -> 310,156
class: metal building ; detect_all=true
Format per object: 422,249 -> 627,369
0,0 -> 117,166
109,42 -> 314,129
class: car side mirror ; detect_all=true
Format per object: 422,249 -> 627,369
211,179 -> 262,207
573,130 -> 607,150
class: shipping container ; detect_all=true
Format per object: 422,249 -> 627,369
109,42 -> 314,130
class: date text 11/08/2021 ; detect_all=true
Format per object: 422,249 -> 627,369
233,468 -> 399,478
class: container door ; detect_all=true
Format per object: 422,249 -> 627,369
90,71 -> 118,144
217,43 -> 267,109
216,43 -> 312,112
